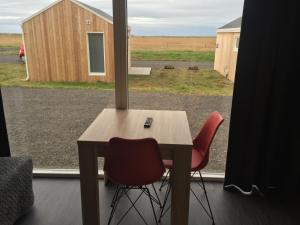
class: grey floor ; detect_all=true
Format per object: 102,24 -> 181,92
15,179 -> 300,225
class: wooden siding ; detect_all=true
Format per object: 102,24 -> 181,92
22,0 -> 115,82
214,32 -> 239,82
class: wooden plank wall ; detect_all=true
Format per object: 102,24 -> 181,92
214,32 -> 239,82
22,0 -> 115,82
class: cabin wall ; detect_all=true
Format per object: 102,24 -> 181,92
214,31 -> 239,82
22,0 -> 115,82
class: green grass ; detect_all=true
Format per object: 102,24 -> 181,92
0,63 -> 114,90
0,63 -> 233,96
0,45 -> 19,48
129,68 -> 233,95
132,50 -> 215,62
0,47 -> 19,56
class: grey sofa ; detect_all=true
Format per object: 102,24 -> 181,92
0,156 -> 34,225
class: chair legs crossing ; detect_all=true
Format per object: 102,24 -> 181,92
146,187 -> 159,225
199,171 -> 215,225
159,170 -> 216,225
158,180 -> 171,222
158,170 -> 170,191
108,186 -> 122,225
108,185 -> 160,225
111,185 -> 161,208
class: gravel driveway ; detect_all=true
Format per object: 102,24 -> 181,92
0,47 -> 22,64
2,87 -> 231,172
0,55 -> 22,64
132,60 -> 213,69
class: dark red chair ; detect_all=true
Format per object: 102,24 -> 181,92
159,111 -> 224,225
104,137 -> 165,225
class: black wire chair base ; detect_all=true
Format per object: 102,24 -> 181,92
108,185 -> 160,225
158,171 -> 216,225
110,184 -> 162,208
158,170 -> 170,191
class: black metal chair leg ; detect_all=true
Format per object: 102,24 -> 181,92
111,188 -> 130,208
109,186 -> 163,225
111,185 -> 120,207
146,187 -> 159,225
159,181 -> 171,222
123,189 -> 148,225
199,171 -> 215,225
141,186 -> 161,207
108,186 -> 122,225
159,170 -> 216,225
159,170 -> 170,191
151,184 -> 162,208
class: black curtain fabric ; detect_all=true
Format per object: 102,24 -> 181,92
224,0 -> 300,194
0,88 -> 10,157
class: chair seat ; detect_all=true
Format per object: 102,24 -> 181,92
163,148 -> 206,171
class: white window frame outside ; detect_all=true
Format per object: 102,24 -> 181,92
234,35 -> 240,52
86,32 -> 106,76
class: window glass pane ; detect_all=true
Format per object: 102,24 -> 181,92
1,30 -> 114,170
236,37 -> 240,49
88,33 -> 105,73
128,0 -> 244,173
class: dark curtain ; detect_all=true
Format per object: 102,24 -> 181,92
0,88 -> 10,157
224,0 -> 300,194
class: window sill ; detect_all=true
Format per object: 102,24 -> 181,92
32,169 -> 225,182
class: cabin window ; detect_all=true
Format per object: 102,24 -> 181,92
87,32 -> 105,75
234,36 -> 240,52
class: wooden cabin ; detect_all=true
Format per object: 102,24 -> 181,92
22,0 -> 115,82
214,17 -> 241,82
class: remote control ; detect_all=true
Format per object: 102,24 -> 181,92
144,117 -> 153,128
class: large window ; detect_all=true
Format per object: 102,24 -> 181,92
87,32 -> 105,75
1,0 -> 244,174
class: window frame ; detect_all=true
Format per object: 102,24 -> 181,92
233,35 -> 240,52
20,0 -> 225,181
86,32 -> 106,76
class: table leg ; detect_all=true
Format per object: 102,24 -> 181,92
171,148 -> 192,225
78,143 -> 100,225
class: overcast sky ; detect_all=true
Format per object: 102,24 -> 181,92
0,0 -> 244,36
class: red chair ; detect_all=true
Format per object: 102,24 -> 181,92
159,111 -> 224,225
104,137 -> 165,225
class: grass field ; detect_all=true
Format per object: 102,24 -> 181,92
0,34 -> 216,61
0,34 -> 216,51
132,50 -> 215,62
0,47 -> 19,56
0,63 -> 233,95
131,36 -> 216,51
0,63 -> 114,90
0,34 -> 22,47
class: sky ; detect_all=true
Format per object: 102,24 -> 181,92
0,0 -> 244,36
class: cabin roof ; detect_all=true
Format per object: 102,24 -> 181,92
74,0 -> 113,22
219,17 -> 242,29
22,0 -> 113,25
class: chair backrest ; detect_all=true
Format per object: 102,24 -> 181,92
193,111 -> 224,169
104,137 -> 165,186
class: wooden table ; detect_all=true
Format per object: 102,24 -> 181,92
78,108 -> 193,225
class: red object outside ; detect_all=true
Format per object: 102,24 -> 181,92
19,44 -> 25,58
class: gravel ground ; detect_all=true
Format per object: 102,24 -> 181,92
2,87 -> 231,172
0,55 -> 22,64
0,47 -> 21,63
132,60 -> 213,69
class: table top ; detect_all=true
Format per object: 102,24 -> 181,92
78,108 -> 193,148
